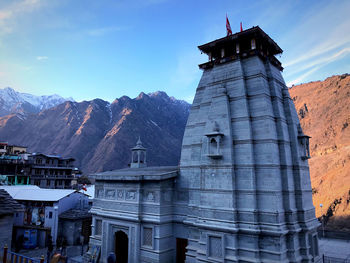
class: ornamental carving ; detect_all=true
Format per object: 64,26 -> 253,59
105,190 -> 115,199
126,191 -> 136,200
97,189 -> 104,198
144,191 -> 155,202
117,190 -> 124,200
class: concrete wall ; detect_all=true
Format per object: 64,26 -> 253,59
0,215 -> 13,251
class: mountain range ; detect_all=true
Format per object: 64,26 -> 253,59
0,90 -> 190,173
289,74 -> 350,231
0,87 -> 73,117
1,74 -> 349,230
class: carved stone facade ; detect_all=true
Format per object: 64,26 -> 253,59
88,26 -> 320,263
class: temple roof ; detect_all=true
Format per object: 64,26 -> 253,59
132,137 -> 146,151
93,166 -> 179,181
198,26 -> 282,56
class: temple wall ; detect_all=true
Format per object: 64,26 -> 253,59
177,56 -> 320,262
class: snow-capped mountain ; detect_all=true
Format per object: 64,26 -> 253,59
0,87 -> 74,117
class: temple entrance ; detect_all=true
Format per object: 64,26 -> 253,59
176,238 -> 188,263
115,231 -> 128,263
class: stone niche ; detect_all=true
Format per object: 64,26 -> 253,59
206,121 -> 224,159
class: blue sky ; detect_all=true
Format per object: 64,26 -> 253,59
0,0 -> 349,102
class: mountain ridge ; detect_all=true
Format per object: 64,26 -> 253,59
0,87 -> 74,117
289,73 -> 350,230
0,91 -> 190,174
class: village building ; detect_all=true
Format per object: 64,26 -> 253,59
0,144 -> 80,189
0,143 -> 31,186
0,185 -> 89,248
89,26 -> 320,262
0,142 -> 27,156
0,189 -> 23,251
30,153 -> 79,189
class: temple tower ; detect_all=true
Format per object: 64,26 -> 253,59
130,137 -> 147,168
176,26 -> 320,262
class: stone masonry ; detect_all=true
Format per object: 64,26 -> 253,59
88,26 -> 320,263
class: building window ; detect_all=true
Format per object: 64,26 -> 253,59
47,180 -> 50,186
209,236 -> 222,258
95,220 -> 102,236
49,212 -> 53,219
143,227 -> 153,248
251,38 -> 256,49
221,48 -> 225,58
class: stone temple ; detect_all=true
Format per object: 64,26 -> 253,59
88,26 -> 320,263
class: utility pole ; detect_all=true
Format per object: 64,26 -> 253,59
320,204 -> 324,238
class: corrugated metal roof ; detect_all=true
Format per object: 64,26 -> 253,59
0,189 -> 24,215
79,185 -> 95,199
0,185 -> 77,201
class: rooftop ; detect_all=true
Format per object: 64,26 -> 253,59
0,189 -> 24,215
93,166 -> 179,181
79,185 -> 95,199
0,185 -> 79,201
59,208 -> 91,220
198,26 -> 282,55
32,153 -> 75,161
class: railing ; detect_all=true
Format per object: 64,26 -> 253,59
323,254 -> 350,263
2,246 -> 44,263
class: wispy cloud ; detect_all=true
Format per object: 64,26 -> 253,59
36,56 -> 48,61
171,51 -> 201,87
286,47 -> 350,86
282,1 -> 350,85
87,26 -> 128,37
286,66 -> 321,87
169,49 -> 202,103
286,46 -> 350,76
0,0 -> 43,35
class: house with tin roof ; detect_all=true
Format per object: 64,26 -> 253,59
0,186 -> 88,248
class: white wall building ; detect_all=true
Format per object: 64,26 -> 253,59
0,185 -> 89,247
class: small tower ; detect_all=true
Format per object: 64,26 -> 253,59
130,137 -> 147,168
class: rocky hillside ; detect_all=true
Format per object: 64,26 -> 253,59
0,87 -> 73,117
0,91 -> 190,174
289,74 -> 350,230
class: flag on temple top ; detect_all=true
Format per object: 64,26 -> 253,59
82,184 -> 87,191
226,15 -> 232,36
240,22 -> 243,32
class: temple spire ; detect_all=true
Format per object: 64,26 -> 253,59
130,136 -> 147,168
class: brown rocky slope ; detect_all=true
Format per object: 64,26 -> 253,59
0,91 -> 190,174
289,74 -> 350,230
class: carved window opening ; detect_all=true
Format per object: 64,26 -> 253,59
95,219 -> 102,236
132,152 -> 138,163
251,38 -> 256,50
298,129 -> 311,160
210,138 -> 217,155
142,227 -> 153,248
140,151 -> 145,163
209,236 -> 223,258
206,122 -> 224,159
